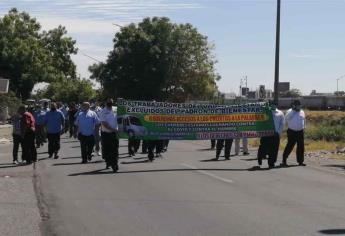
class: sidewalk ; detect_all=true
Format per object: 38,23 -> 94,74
0,124 -> 12,144
0,144 -> 41,236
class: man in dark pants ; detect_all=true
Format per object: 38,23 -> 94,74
99,99 -> 119,172
142,140 -> 148,154
215,139 -> 233,160
45,103 -> 65,159
281,100 -> 306,167
75,102 -> 100,164
257,101 -> 284,168
128,137 -> 136,156
147,140 -> 156,162
19,106 -> 37,164
12,112 -> 23,164
210,139 -> 216,149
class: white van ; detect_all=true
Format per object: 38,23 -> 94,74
117,115 -> 147,138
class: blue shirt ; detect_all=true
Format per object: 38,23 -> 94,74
45,110 -> 65,134
75,110 -> 100,136
34,109 -> 46,125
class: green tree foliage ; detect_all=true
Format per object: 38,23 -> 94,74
0,91 -> 22,116
89,17 -> 220,102
0,8 -> 78,99
36,78 -> 96,103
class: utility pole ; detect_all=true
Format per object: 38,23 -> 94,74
274,0 -> 281,104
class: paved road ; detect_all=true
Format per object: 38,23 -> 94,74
33,135 -> 345,236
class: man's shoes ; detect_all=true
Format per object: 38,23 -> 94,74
13,160 -> 19,165
81,160 -> 87,164
268,165 -> 275,169
280,162 -> 288,167
48,154 -> 53,158
243,152 -> 250,156
54,153 -> 59,159
225,157 -> 230,160
299,163 -> 306,166
106,164 -> 110,169
111,164 -> 118,173
87,155 -> 92,161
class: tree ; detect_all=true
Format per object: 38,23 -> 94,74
0,8 -> 78,99
89,17 -> 220,102
36,78 -> 96,103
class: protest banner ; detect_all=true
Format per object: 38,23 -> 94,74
117,99 -> 275,140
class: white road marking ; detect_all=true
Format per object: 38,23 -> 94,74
180,163 -> 234,184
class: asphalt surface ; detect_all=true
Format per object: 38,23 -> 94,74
27,135 -> 345,236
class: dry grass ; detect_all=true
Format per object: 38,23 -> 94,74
249,110 -> 345,151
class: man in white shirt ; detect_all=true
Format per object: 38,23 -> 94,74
99,98 -> 119,172
281,100 -> 306,167
257,101 -> 285,168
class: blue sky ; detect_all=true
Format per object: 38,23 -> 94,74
1,0 -> 345,95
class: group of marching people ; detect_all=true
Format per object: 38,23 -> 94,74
213,100 -> 306,169
12,98 -> 169,172
12,98 -> 305,171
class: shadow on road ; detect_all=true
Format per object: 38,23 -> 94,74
200,155 -> 237,162
68,167 -> 250,176
323,165 -> 345,170
61,140 -> 79,144
196,148 -> 214,152
62,156 -> 81,160
53,160 -> 104,166
241,158 -> 258,161
121,160 -> 150,164
319,229 -> 345,235
0,165 -> 18,169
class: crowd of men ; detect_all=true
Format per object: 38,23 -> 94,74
11,99 -> 306,172
11,98 -> 171,172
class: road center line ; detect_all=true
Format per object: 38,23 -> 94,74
180,163 -> 234,184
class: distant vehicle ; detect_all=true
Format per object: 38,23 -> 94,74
39,99 -> 51,108
117,115 -> 147,138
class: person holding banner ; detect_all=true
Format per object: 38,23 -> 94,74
257,101 -> 284,168
215,139 -> 233,160
281,100 -> 306,167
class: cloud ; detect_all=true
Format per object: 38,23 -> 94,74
293,54 -> 322,59
0,0 -> 204,79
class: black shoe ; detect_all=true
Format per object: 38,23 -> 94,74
87,155 -> 92,161
81,160 -> 87,164
225,157 -> 230,160
111,164 -> 118,173
268,165 -> 275,169
54,153 -> 59,159
243,152 -> 250,156
48,154 -> 53,158
280,162 -> 288,167
299,163 -> 306,166
106,164 -> 110,169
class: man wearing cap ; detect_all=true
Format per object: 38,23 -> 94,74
75,102 -> 100,164
281,100 -> 306,167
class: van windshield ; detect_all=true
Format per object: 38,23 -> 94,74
129,116 -> 142,126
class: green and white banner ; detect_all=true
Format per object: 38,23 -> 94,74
117,99 -> 275,140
